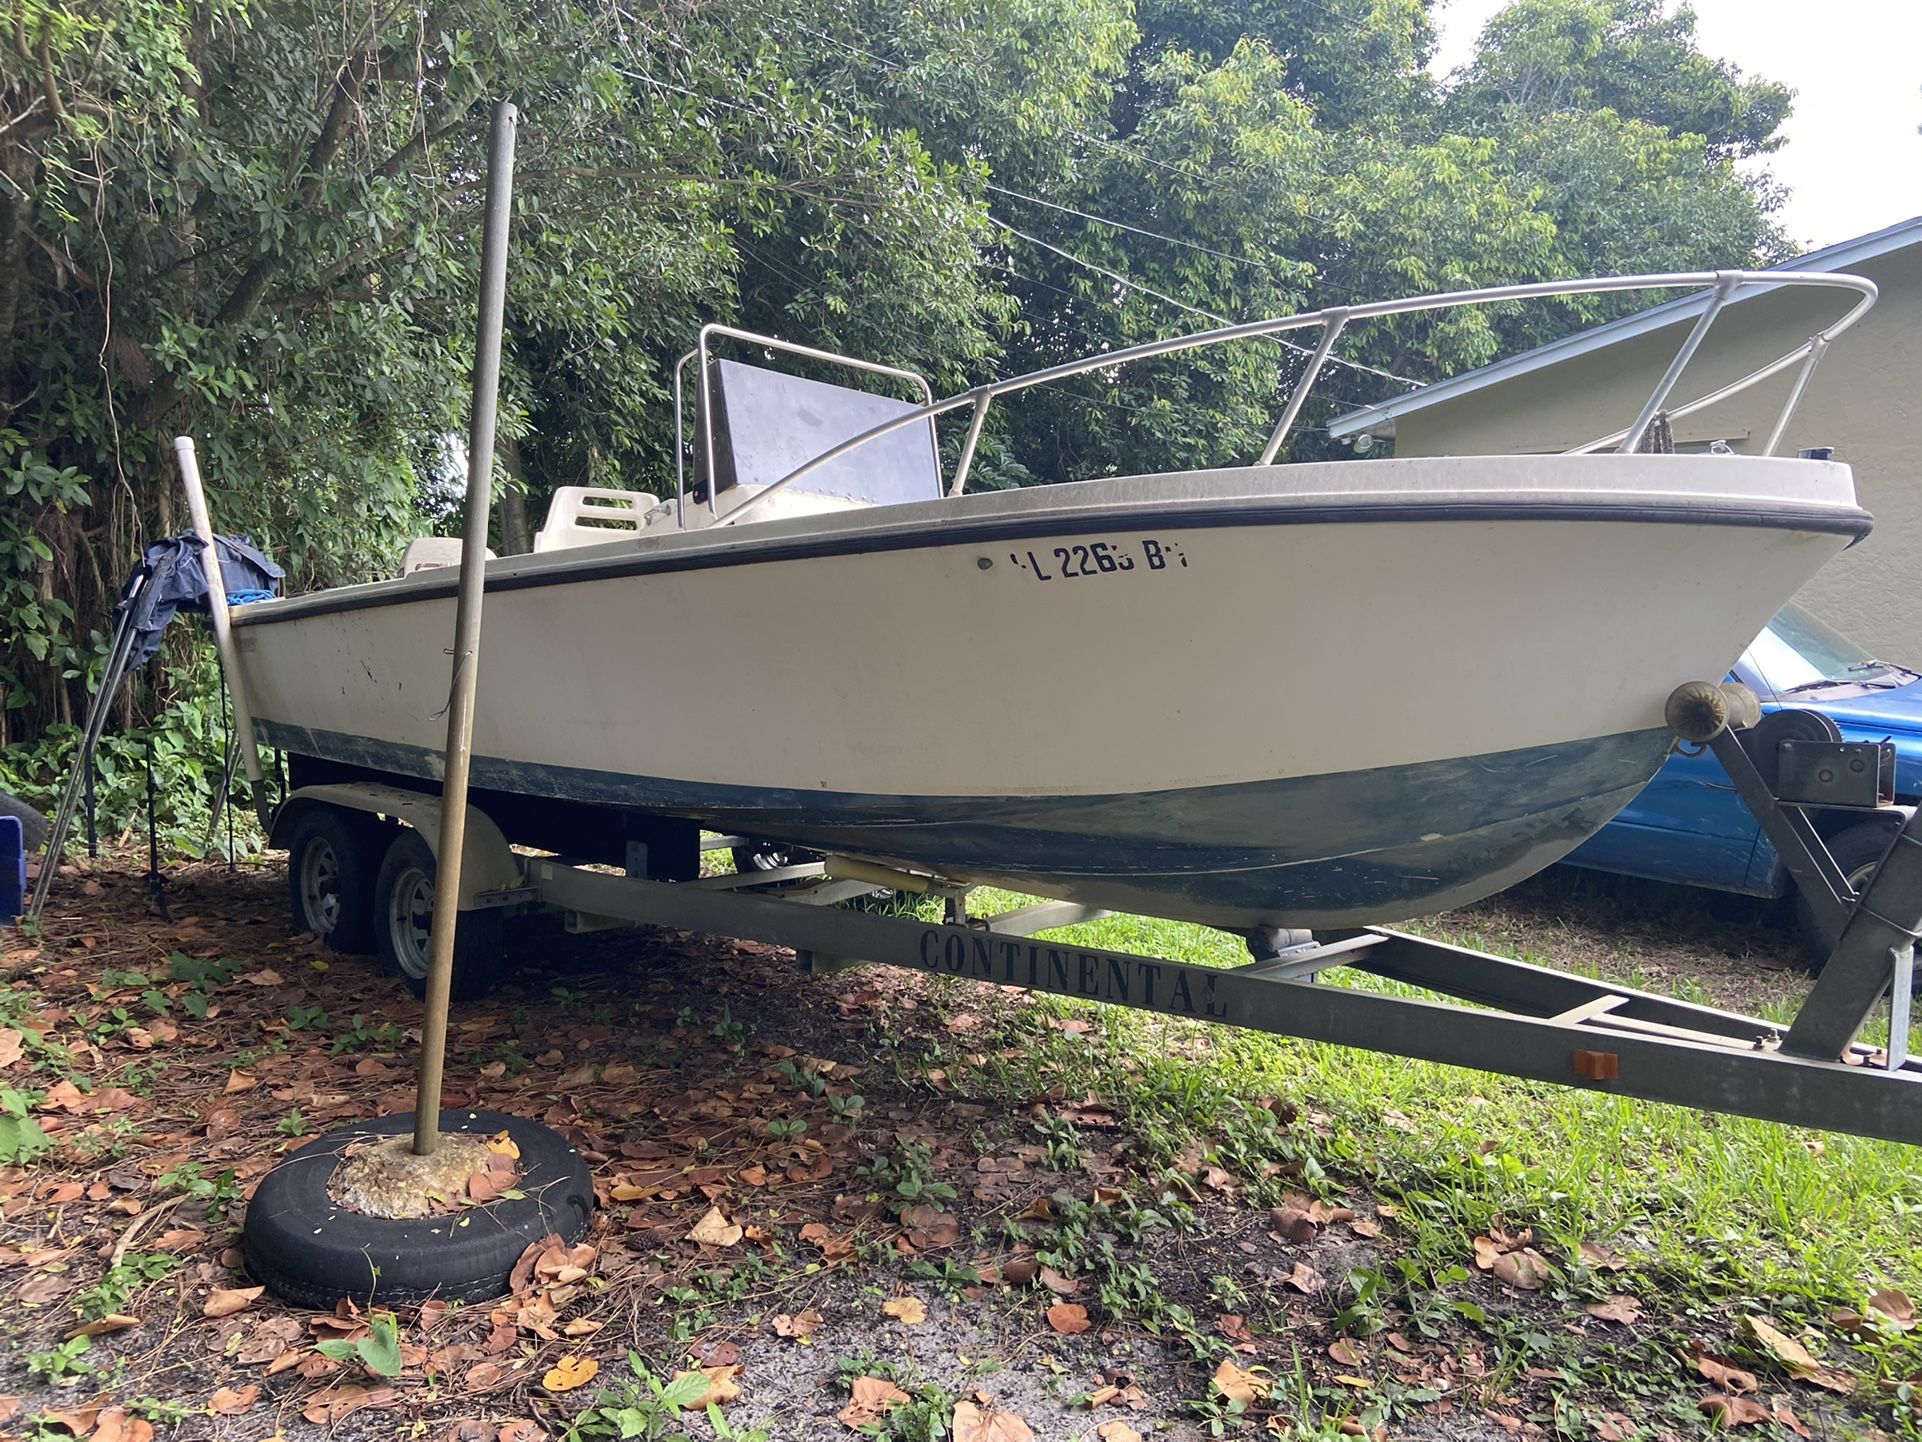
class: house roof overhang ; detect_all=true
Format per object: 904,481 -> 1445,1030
1327,214 -> 1922,441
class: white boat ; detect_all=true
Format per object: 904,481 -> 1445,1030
228,271 -> 1877,930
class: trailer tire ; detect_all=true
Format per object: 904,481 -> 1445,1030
374,829 -> 505,1001
286,809 -> 383,955
242,1108 -> 592,1308
0,791 -> 47,853
1796,819 -> 1902,967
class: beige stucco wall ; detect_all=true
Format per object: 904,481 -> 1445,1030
1390,244 -> 1922,661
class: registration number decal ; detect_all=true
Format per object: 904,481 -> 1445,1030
1005,537 -> 1189,581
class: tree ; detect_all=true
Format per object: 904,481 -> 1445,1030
0,0 -> 1802,796
0,0 -> 1037,750
1446,0 -> 1793,161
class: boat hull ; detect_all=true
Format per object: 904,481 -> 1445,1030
233,456 -> 1868,928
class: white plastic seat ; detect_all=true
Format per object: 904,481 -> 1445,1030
534,486 -> 659,552
398,537 -> 495,576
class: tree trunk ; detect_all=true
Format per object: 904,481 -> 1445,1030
498,432 -> 530,554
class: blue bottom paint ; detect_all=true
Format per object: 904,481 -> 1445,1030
256,721 -> 1673,928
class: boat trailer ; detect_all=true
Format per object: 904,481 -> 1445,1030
272,683 -> 1922,1148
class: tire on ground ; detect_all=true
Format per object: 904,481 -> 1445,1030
1796,818 -> 1902,966
373,827 -> 506,1000
285,807 -> 386,955
242,1108 -> 593,1308
0,790 -> 48,854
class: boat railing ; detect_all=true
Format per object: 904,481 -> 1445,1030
683,270 -> 1875,529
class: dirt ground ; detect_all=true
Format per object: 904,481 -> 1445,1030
0,856 -> 1877,1442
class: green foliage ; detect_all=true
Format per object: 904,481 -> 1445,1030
0,0 -> 1792,826
0,656 -> 256,860
565,1351 -> 772,1441
154,1159 -> 243,1218
74,1252 -> 180,1321
1447,0 -> 1793,162
25,1334 -> 96,1385
0,1088 -> 52,1164
316,1311 -> 403,1378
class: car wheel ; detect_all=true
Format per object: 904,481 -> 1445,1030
1796,819 -> 1902,966
373,829 -> 506,1001
286,809 -> 383,954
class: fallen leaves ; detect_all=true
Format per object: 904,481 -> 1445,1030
208,1384 -> 260,1416
1868,1288 -> 1916,1330
1473,1230 -> 1551,1291
883,1295 -> 928,1325
773,1308 -> 823,1340
900,1203 -> 960,1249
1743,1314 -> 1854,1393
952,1399 -> 1034,1441
687,1205 -> 743,1247
1046,1302 -> 1091,1334
670,1364 -> 742,1408
839,1375 -> 911,1429
1210,1359 -> 1272,1406
541,1353 -> 600,1391
202,1285 -> 265,1319
1583,1294 -> 1642,1326
65,1313 -> 140,1339
300,1382 -> 399,1424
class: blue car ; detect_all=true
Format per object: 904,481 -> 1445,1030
1566,603 -> 1922,931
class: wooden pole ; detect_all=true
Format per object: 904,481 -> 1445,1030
414,101 -> 517,1156
175,437 -> 269,827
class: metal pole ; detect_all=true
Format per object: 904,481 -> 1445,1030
413,100 -> 517,1157
1617,272 -> 1737,454
1760,334 -> 1829,457
1259,312 -> 1347,465
175,437 -> 270,828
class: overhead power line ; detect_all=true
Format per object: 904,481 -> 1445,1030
985,183 -> 1300,276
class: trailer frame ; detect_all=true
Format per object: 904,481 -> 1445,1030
273,693 -> 1922,1147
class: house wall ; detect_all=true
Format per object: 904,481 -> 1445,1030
1390,243 -> 1922,660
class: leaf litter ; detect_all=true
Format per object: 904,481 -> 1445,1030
0,852 -> 1907,1440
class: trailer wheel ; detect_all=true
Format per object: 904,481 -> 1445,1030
374,829 -> 505,1000
286,809 -> 382,954
1796,819 -> 1901,967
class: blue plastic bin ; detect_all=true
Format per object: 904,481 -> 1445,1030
0,816 -> 21,924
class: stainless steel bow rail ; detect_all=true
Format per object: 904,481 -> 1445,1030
677,269 -> 1876,528
271,680 -> 1922,1148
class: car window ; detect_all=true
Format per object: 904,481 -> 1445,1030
1746,604 -> 1898,697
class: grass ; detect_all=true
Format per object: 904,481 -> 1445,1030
927,888 -> 1922,1431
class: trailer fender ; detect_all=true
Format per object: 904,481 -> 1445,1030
269,783 -> 521,907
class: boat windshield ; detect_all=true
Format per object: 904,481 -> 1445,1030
1745,604 -> 1919,697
